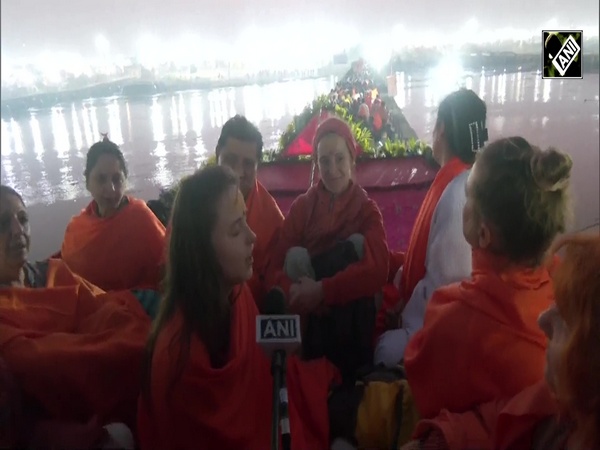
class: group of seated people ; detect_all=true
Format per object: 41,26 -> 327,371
329,81 -> 395,142
1,87 -> 598,450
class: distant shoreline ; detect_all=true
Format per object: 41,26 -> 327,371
2,52 -> 598,118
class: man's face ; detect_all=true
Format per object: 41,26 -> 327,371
217,138 -> 258,199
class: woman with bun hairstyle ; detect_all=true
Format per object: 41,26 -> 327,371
61,135 -> 166,292
404,137 -> 573,419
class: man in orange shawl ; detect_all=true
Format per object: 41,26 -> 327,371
60,136 -> 166,291
0,185 -> 150,448
162,116 -> 283,305
404,137 -> 574,420
374,89 -> 488,364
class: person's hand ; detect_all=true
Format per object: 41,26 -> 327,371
289,277 -> 323,314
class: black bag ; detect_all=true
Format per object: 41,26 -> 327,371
303,241 -> 376,380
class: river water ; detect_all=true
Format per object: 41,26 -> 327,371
1,72 -> 598,260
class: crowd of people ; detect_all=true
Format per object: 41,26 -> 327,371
1,87 -> 599,450
328,77 -> 397,142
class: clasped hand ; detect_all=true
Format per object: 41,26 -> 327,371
289,276 -> 324,315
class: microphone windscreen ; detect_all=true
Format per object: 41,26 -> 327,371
263,288 -> 287,315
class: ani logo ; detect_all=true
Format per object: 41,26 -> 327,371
542,30 -> 583,79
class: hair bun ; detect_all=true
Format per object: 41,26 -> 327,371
101,132 -> 110,142
530,147 -> 573,192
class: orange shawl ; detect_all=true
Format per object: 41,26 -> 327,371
399,157 -> 469,305
137,284 -> 337,450
414,381 -> 558,450
267,180 -> 389,306
245,181 -> 284,304
61,196 -> 166,291
0,259 -> 150,427
405,250 -> 554,419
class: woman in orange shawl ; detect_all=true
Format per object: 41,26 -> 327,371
138,166 -> 336,450
402,233 -> 600,450
0,185 -> 150,449
404,137 -> 574,420
375,89 -> 488,365
61,136 -> 166,291
266,116 -> 389,379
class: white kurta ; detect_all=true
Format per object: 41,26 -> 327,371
374,170 -> 473,367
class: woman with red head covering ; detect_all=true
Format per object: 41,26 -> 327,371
267,116 -> 389,379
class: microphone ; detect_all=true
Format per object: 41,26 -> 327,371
256,289 -> 300,450
257,289 -> 302,356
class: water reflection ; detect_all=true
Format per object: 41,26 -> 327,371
72,105 -> 83,152
177,94 -> 188,137
91,105 -> 100,140
11,120 -> 24,155
497,72 -> 507,104
542,79 -> 552,103
51,108 -> 70,159
515,71 -> 523,103
1,120 -> 10,154
107,101 -> 124,145
478,71 -> 486,100
190,92 -> 202,135
81,105 -> 94,148
30,114 -> 44,161
170,97 -> 178,137
151,98 -> 165,142
0,74 -> 586,208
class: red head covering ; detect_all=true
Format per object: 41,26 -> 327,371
313,115 -> 359,160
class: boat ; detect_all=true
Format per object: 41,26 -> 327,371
148,60 -> 438,250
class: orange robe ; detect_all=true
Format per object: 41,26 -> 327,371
245,180 -> 285,305
0,259 -> 150,427
267,180 -> 389,306
137,284 -> 337,450
413,381 -> 559,450
61,196 -> 166,291
376,157 -> 469,335
404,250 -> 554,419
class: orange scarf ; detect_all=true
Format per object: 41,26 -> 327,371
137,285 -> 336,450
0,259 -> 150,427
405,250 -> 553,419
245,181 -> 284,304
399,157 -> 470,304
61,197 -> 166,291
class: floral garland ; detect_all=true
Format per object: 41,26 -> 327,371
261,94 -> 434,164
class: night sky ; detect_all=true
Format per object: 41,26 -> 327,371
1,0 -> 598,57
